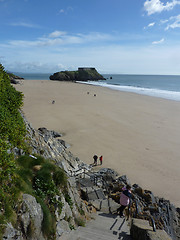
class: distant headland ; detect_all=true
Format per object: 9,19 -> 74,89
49,67 -> 105,81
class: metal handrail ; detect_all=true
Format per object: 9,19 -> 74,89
134,199 -> 156,232
72,167 -> 156,232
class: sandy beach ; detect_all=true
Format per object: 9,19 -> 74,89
15,80 -> 180,207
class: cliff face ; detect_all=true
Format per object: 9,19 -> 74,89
49,68 -> 105,81
2,116 -> 92,240
3,116 -> 180,240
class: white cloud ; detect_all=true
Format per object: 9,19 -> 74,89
144,22 -> 155,29
77,32 -> 113,42
58,6 -> 73,14
10,22 -> 40,28
49,31 -> 67,38
3,44 -> 180,75
152,38 -> 164,44
144,0 -> 180,15
148,22 -> 155,27
57,63 -> 65,69
165,14 -> 180,29
3,31 -> 114,48
5,61 -> 63,73
160,19 -> 169,24
59,9 -> 64,13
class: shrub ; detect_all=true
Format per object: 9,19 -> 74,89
75,217 -> 85,227
53,168 -> 67,187
0,64 -> 26,225
15,155 -> 67,238
64,192 -> 73,209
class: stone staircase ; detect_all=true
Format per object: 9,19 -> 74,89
60,212 -> 132,240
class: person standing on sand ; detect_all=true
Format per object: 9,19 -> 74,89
93,155 -> 98,165
118,184 -> 132,217
99,155 -> 103,165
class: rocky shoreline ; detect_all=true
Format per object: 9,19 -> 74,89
7,72 -> 24,84
3,115 -> 180,240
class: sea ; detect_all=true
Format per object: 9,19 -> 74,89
18,73 -> 180,102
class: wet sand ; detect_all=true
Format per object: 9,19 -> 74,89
15,80 -> 180,206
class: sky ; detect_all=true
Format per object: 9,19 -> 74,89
0,0 -> 180,74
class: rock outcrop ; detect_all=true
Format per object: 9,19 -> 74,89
7,72 -> 24,84
49,68 -> 105,81
3,116 -> 93,240
130,218 -> 172,240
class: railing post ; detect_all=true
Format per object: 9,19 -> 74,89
150,215 -> 156,232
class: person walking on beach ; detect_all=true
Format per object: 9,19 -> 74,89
99,155 -> 103,165
93,155 -> 98,166
118,184 -> 132,217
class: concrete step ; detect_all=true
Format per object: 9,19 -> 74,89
85,213 -> 131,239
60,212 -> 132,240
76,227 -> 119,240
89,199 -> 119,213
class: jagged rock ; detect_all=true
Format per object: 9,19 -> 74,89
19,194 -> 44,240
117,175 -> 131,185
56,220 -> 71,238
97,168 -> 119,183
38,127 -> 62,142
177,208 -> 180,214
3,223 -> 23,240
58,139 -> 71,149
56,194 -> 72,221
8,72 -> 24,84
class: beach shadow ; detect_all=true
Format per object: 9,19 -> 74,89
90,163 -> 103,167
118,231 -> 131,240
99,212 -> 118,219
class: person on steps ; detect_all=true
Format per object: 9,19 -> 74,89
118,184 -> 132,217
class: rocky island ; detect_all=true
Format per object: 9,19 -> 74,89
49,67 -> 105,81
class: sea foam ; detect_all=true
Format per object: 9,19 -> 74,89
77,81 -> 180,102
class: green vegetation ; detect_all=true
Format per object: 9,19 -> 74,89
76,203 -> 85,216
64,192 -> 73,209
16,155 -> 68,238
0,64 -> 71,239
64,70 -> 78,80
0,63 -> 26,225
75,217 -> 85,227
78,68 -> 103,81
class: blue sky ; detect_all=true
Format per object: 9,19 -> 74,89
0,0 -> 180,74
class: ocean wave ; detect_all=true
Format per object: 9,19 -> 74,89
77,81 -> 180,102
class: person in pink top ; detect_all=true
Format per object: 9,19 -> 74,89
118,184 -> 132,217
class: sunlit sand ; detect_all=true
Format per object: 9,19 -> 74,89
15,80 -> 180,207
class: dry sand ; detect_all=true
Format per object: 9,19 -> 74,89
15,80 -> 180,207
